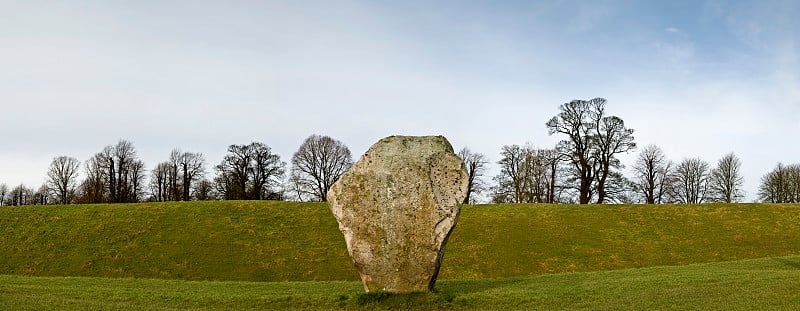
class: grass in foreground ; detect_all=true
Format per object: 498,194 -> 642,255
2,255 -> 800,310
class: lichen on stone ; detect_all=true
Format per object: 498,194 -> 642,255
327,135 -> 469,293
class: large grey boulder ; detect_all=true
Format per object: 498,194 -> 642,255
327,135 -> 469,293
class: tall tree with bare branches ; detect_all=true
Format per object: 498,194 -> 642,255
290,135 -> 353,202
492,145 -> 527,203
46,156 -> 81,205
708,152 -> 744,203
81,139 -> 146,203
251,142 -> 286,200
179,151 -> 205,201
165,149 -> 206,201
192,178 -> 216,200
149,162 -> 172,202
547,100 -> 595,204
758,163 -> 800,203
34,184 -> 51,205
76,154 -> 108,203
215,144 -> 251,200
631,145 -> 673,204
215,142 -> 285,200
492,144 -> 561,203
546,98 -> 636,204
671,157 -> 710,204
593,113 -> 636,203
457,147 -> 489,204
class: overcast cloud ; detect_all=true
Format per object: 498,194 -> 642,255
1,0 -> 798,202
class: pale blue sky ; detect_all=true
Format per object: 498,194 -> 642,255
1,0 -> 798,201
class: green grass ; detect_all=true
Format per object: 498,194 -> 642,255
444,203 -> 800,278
3,201 -> 800,309
3,255 -> 800,310
0,201 -> 356,281
2,202 -> 800,281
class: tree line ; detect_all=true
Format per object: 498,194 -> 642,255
461,98 -> 793,204
0,98 -> 797,206
0,134 -> 352,206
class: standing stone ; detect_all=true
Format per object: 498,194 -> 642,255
327,135 -> 469,293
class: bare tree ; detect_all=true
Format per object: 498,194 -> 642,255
215,144 -> 250,200
603,171 -> 638,204
0,183 -> 8,206
289,135 -> 353,202
111,141 -> 134,202
167,149 -> 181,200
149,162 -> 172,202
164,149 -> 206,201
192,178 -> 216,200
179,151 -> 205,201
492,145 -> 527,203
708,152 -> 744,203
97,145 -> 116,202
76,154 -> 108,203
34,184 -> 51,205
631,145 -> 673,204
108,140 -> 144,203
546,100 -> 596,204
8,184 -> 34,206
457,147 -> 489,204
214,162 -> 234,200
593,114 -> 636,203
46,156 -> 81,205
758,163 -> 800,203
525,148 -> 559,203
546,98 -> 635,204
492,144 -> 560,204
285,173 -> 310,202
215,142 -> 285,200
671,157 -> 710,204
250,142 -> 285,200
541,149 -> 566,204
130,159 -> 146,202
79,139 -> 145,204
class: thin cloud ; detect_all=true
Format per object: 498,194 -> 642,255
1,1 -> 799,203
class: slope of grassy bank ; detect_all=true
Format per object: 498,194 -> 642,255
444,203 -> 800,279
2,201 -> 800,281
0,201 -> 356,281
3,255 -> 800,310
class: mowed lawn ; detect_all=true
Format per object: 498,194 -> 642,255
2,201 -> 800,281
2,255 -> 800,310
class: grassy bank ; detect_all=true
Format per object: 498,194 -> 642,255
444,203 -> 800,278
3,255 -> 799,310
2,202 -> 800,281
0,201 -> 355,281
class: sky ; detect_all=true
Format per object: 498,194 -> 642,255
1,0 -> 798,202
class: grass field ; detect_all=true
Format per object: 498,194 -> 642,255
0,201 -> 356,281
3,255 -> 799,310
2,201 -> 800,281
2,201 -> 800,309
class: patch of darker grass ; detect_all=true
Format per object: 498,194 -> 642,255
350,290 -> 456,309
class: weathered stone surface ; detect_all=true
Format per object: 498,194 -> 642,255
327,135 -> 469,293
